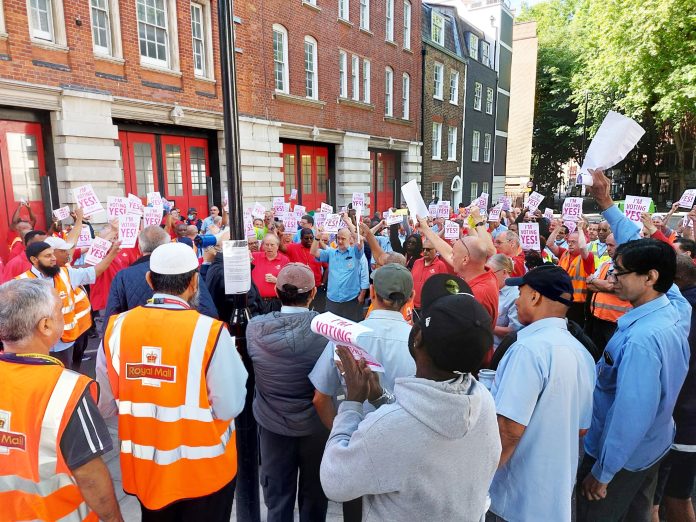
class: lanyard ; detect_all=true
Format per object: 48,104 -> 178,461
4,353 -> 64,366
146,297 -> 191,309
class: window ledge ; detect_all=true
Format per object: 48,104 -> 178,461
0,32 -> 8,41
195,75 -> 217,84
384,116 -> 413,127
449,100 -> 459,106
338,97 -> 375,111
338,18 -> 353,28
140,62 -> 183,77
447,158 -> 458,162
403,47 -> 413,54
359,27 -> 373,36
274,91 -> 326,109
433,95 -> 444,101
386,39 -> 397,47
31,39 -> 69,52
302,1 -> 321,12
94,53 -> 125,65
474,107 -> 482,112
432,157 -> 442,161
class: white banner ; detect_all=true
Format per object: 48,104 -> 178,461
223,240 -> 252,294
401,180 -> 429,220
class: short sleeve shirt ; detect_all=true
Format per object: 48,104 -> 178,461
252,252 -> 289,298
318,245 -> 364,302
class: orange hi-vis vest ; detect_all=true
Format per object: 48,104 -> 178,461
559,251 -> 591,303
0,359 -> 98,521
73,286 -> 93,337
592,262 -> 632,323
103,305 -> 237,510
16,267 -> 80,342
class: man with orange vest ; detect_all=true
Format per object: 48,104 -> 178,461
546,220 -> 595,328
585,233 -> 632,353
0,278 -> 123,522
98,242 -> 248,520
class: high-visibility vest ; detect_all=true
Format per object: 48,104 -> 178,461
103,306 -> 237,510
559,252 -> 591,303
16,267 -> 80,342
592,262 -> 632,322
73,286 -> 93,337
588,241 -> 611,269
0,360 -> 98,521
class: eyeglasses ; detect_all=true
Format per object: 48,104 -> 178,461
459,238 -> 471,258
607,268 -> 635,281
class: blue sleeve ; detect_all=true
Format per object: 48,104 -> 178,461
360,256 -> 369,290
102,272 -> 126,335
601,205 -> 641,246
318,248 -> 332,263
591,342 -> 663,483
666,283 -> 693,338
206,328 -> 248,420
197,276 -> 220,319
309,342 -> 342,396
200,263 -> 209,280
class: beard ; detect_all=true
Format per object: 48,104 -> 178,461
38,263 -> 61,278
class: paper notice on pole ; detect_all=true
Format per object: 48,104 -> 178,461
428,204 -> 438,217
143,206 -> 162,227
74,184 -> 104,217
324,214 -> 341,233
320,202 -> 333,213
544,208 -> 554,220
624,195 -> 652,223
498,195 -> 512,211
478,193 -> 489,213
107,196 -> 128,220
223,240 -> 252,294
401,180 -> 429,220
252,202 -> 266,219
314,212 -> 327,229
272,197 -> 285,214
386,211 -> 403,226
488,205 -> 503,222
118,215 -> 139,248
283,215 -> 298,233
352,193 -> 365,210
678,189 -> 696,209
126,194 -> 143,217
437,201 -> 451,219
562,197 -> 583,221
76,225 -> 92,248
526,191 -> 544,212
290,188 -> 298,201
578,111 -> 646,186
84,237 -> 111,266
53,206 -> 70,221
444,220 -> 460,240
564,220 -> 578,234
519,222 -> 541,251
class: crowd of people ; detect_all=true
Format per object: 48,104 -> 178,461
0,167 -> 695,522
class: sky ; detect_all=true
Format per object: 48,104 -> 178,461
509,0 -> 546,13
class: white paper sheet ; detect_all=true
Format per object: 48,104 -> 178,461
401,180 -> 429,220
223,240 -> 252,294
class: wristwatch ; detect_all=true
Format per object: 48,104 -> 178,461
475,221 -> 486,227
369,389 -> 396,408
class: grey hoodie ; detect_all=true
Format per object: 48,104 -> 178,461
320,375 -> 501,521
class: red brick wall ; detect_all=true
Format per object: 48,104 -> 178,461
234,0 -> 422,141
0,0 -> 222,111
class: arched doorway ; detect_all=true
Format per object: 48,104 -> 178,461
451,175 -> 462,208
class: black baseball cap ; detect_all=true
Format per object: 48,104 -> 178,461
420,274 -> 472,314
505,264 -> 573,306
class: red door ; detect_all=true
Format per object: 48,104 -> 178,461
119,131 -> 159,203
373,152 -> 396,211
160,136 -> 210,214
0,121 -> 48,262
282,144 -> 328,211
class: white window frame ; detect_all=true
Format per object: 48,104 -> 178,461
472,130 -> 481,162
0,0 -> 6,36
481,41 -> 490,66
272,24 -> 289,93
483,133 -> 492,163
190,1 -> 214,79
351,55 -> 360,101
304,35 -> 319,100
486,87 -> 494,114
402,73 -> 410,120
449,70 -> 459,105
433,62 -> 444,100
447,126 -> 457,161
470,182 -> 479,202
136,0 -> 180,71
482,181 -> 489,195
432,181 -> 443,201
90,0 -> 111,55
359,0 -> 369,30
473,82 -> 482,111
339,50 -> 348,98
384,66 -> 393,117
403,0 -> 411,50
385,0 -> 394,42
432,122 -> 442,160
469,33 -> 479,60
363,58 -> 371,103
339,0 -> 349,21
431,11 -> 444,46
26,0 -> 67,46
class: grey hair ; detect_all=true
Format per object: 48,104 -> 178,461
0,279 -> 56,342
139,226 -> 170,254
383,252 -> 407,266
504,230 -> 521,246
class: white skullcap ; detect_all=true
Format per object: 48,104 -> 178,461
150,242 -> 199,275
44,236 -> 75,250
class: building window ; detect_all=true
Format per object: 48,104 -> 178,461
304,36 -> 318,99
0,0 -> 6,35
469,33 -> 479,60
482,181 -> 489,195
432,181 -> 443,201
448,126 -> 457,160
483,133 -> 492,163
473,82 -> 482,111
449,70 -> 459,105
486,87 -> 494,114
385,0 -> 394,42
470,181 -> 478,202
403,1 -> 411,50
351,55 -> 360,100
360,0 -> 369,30
431,11 -> 444,46
472,130 -> 481,162
273,24 -> 289,93
90,0 -> 111,53
402,73 -> 410,120
339,51 -> 347,98
363,58 -> 371,103
481,41 -> 490,66
28,0 -> 53,40
136,0 -> 178,69
339,0 -> 349,21
432,122 -> 442,160
433,62 -> 444,100
385,66 -> 393,116
190,3 -> 206,76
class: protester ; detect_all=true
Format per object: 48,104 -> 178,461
489,217 -> 508,239
201,205 -> 220,233
1,229 -> 47,283
184,207 -> 203,231
0,279 -> 123,522
674,237 -> 696,259
486,254 -> 521,348
487,264 -> 596,522
588,220 -> 612,268
282,228 -> 323,288
493,230 -> 525,277
410,238 -> 450,311
98,242 -> 248,520
292,214 -> 315,242
252,233 -> 289,313
577,169 -> 690,522
320,285 -> 500,521
247,264 -> 330,522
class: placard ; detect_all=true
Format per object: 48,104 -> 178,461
244,218 -> 255,238
488,205 -> 503,222
223,193 -> 229,212
252,202 -> 266,219
678,189 -> 696,209
401,180 -> 429,221
437,201 -> 451,219
564,220 -> 578,234
74,184 -> 104,216
147,192 -> 163,208
126,194 -> 143,217
498,196 -> 512,211
526,191 -> 544,212
272,197 -> 286,214
76,225 -> 92,248
428,204 -> 438,217
143,206 -> 162,227
290,188 -> 298,201
84,237 -> 111,266
477,193 -> 489,213
314,212 -> 327,229
118,215 -> 139,249
444,220 -> 460,240
310,312 -> 373,349
352,192 -> 365,210
544,208 -> 554,221
623,195 -> 652,223
683,215 -> 693,229
320,202 -> 333,213
519,222 -> 540,251
223,240 -> 252,294
107,196 -> 128,220
294,204 -> 307,217
324,214 -> 342,233
53,206 -> 70,221
562,197 -> 583,222
386,211 -> 403,226
283,215 -> 298,233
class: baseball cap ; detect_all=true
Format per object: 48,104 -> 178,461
44,236 -> 74,250
187,207 -> 197,214
25,241 -> 52,261
372,264 -> 413,301
276,263 -> 315,292
419,273 -> 472,315
150,242 -> 199,275
505,264 -> 573,306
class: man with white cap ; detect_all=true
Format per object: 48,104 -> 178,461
98,242 -> 248,520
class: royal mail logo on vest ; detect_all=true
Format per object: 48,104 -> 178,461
0,410 -> 26,453
125,347 -> 177,387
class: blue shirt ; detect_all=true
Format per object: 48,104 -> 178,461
489,317 -> 596,522
370,235 -> 393,266
318,245 -> 364,302
491,223 -> 508,239
494,285 -> 521,348
200,216 -> 215,233
584,205 -> 691,483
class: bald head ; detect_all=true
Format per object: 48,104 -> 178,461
463,236 -> 488,263
186,225 -> 198,238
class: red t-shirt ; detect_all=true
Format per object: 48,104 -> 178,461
284,243 -> 323,287
252,251 -> 289,298
411,256 -> 450,309
1,255 -> 30,284
511,253 -> 526,277
467,269 -> 500,329
7,239 -> 24,262
89,247 -> 141,311
557,247 -> 595,275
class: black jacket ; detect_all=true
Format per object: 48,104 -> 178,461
674,285 -> 696,445
205,252 -> 264,322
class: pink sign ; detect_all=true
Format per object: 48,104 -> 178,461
562,198 -> 583,222
53,206 -> 70,221
84,237 -> 111,266
527,191 -> 544,212
74,184 -> 103,216
107,196 -> 128,220
118,215 -> 139,249
623,195 -> 652,223
519,222 -> 541,251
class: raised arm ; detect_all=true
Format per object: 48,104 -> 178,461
359,223 -> 388,266
470,206 -> 496,258
577,220 -> 590,260
588,169 -> 641,246
65,208 -> 84,249
546,226 -> 562,257
417,215 -> 454,266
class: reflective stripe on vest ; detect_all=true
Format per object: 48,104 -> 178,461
39,371 -> 80,476
560,252 -> 588,302
73,286 -> 93,336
